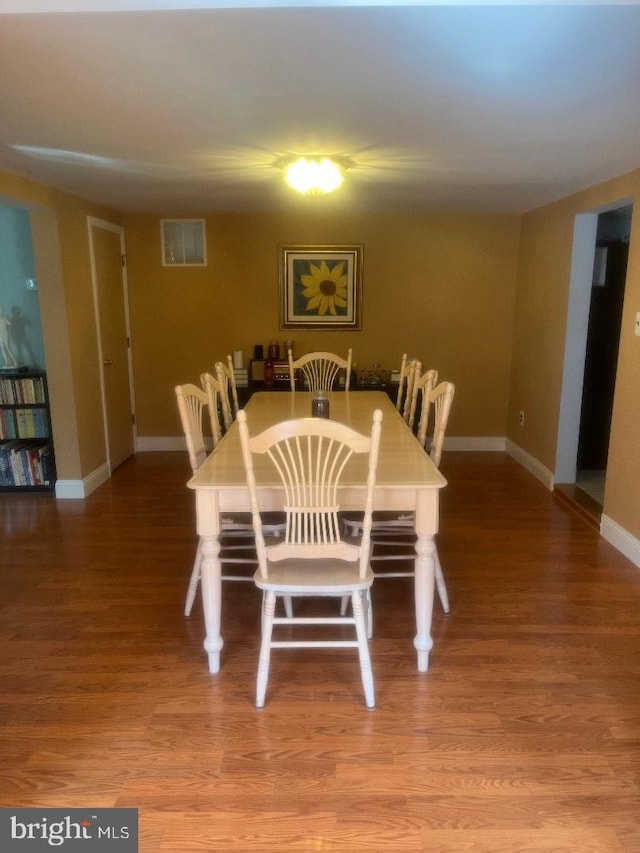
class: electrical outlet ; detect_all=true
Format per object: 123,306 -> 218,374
519,410 -> 525,426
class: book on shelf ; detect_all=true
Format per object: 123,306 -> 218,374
0,371 -> 54,489
39,444 -> 54,486
0,439 -> 53,486
8,441 -> 27,486
0,374 -> 46,405
15,408 -> 29,437
0,379 -> 16,404
0,446 -> 10,486
12,407 -> 47,439
0,408 -> 17,439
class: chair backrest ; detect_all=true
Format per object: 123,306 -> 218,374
200,372 -> 225,448
237,408 -> 383,580
214,356 -> 239,430
408,367 -> 438,432
396,355 -> 420,422
288,349 -> 352,392
418,381 -> 455,467
174,383 -> 209,474
395,353 -> 408,410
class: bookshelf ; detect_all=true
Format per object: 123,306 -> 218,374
0,370 -> 56,492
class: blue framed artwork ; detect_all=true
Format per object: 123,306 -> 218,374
279,244 -> 363,330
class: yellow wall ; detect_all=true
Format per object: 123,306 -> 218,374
508,169 -> 640,539
123,212 -> 521,437
2,161 -> 639,549
0,167 -> 122,479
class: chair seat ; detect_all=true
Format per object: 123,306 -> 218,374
254,559 -> 373,594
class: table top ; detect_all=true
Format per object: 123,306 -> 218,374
188,391 -> 446,495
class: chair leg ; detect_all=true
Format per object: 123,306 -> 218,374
256,590 -> 276,708
283,596 -> 294,618
184,540 -> 202,618
434,547 -> 449,614
352,590 -> 375,709
342,591 -> 372,637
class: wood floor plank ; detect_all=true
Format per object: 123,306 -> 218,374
2,451 -> 640,852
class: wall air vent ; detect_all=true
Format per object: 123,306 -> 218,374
161,219 -> 206,266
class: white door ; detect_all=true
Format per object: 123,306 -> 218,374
89,218 -> 135,471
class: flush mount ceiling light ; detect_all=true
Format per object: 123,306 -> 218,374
284,157 -> 345,195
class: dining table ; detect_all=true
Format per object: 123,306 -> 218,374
187,390 -> 447,674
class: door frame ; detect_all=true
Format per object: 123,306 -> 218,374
87,216 -> 136,471
555,198 -> 632,485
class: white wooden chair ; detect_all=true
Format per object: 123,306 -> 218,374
215,355 -> 240,431
288,349 -> 352,392
202,369 -> 287,539
418,379 -> 454,463
175,381 -> 259,619
396,354 -> 420,424
199,370 -> 225,447
408,368 -> 438,433
368,380 -> 455,614
237,407 -> 383,709
340,358 -> 422,542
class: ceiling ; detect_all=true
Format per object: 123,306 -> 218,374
2,1 -> 640,215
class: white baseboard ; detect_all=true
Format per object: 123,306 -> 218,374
445,436 -> 506,452
600,514 -> 640,569
55,479 -> 86,499
506,442 -> 640,570
505,439 -> 554,490
136,436 -> 185,452
55,462 -> 110,499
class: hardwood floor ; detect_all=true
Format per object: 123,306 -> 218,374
2,451 -> 640,852
554,482 -> 602,530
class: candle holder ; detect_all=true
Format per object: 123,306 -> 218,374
311,390 -> 330,418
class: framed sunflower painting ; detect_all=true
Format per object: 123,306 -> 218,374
279,244 -> 363,330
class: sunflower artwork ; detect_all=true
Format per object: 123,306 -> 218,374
279,244 -> 363,330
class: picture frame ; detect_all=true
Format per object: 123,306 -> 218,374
279,244 -> 363,330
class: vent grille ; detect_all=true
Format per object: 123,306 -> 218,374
161,219 -> 206,266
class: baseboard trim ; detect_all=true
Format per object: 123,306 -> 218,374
445,436 -> 506,451
505,439 -> 554,491
136,436 -> 185,452
601,514 -> 640,569
55,462 -> 110,499
55,479 -> 86,499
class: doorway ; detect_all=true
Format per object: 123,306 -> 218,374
555,202 -> 632,515
88,217 -> 136,472
576,207 -> 631,504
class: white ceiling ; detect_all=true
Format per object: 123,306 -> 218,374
1,1 -> 640,215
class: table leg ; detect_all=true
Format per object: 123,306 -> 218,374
413,533 -> 436,672
200,534 -> 223,673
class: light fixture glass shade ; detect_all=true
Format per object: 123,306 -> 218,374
284,157 -> 344,195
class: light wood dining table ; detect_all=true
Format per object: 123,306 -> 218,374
187,390 -> 447,674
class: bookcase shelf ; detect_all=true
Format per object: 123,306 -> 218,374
0,370 -> 56,492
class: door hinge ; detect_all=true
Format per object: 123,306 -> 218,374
121,254 -> 126,268
131,413 -> 136,425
